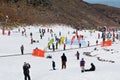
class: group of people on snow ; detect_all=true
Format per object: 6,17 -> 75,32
51,51 -> 95,73
80,58 -> 95,72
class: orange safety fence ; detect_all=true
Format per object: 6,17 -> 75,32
101,40 -> 112,47
32,49 -> 44,57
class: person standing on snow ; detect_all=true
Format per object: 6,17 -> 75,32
23,62 -> 31,80
52,43 -> 55,51
30,32 -> 32,38
96,40 -> 98,45
63,43 -> 66,50
59,31 -> 61,36
20,45 -> 24,55
80,58 -> 85,72
56,41 -> 58,49
88,41 -> 90,47
8,30 -> 11,36
61,53 -> 67,69
79,42 -> 81,48
39,28 -> 41,33
22,31 -> 24,36
40,33 -> 43,39
52,61 -> 56,70
76,51 -> 80,60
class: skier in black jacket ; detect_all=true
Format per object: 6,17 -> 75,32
23,62 -> 31,80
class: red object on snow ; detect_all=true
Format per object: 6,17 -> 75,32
32,48 -> 44,57
2,28 -> 5,35
8,30 -> 10,36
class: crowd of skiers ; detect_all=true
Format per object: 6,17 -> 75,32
18,29 -> 120,57
19,27 -> 98,80
6,27 -> 119,56
6,27 -> 120,80
1,26 -> 120,80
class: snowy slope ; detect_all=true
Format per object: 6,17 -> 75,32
0,24 -> 120,80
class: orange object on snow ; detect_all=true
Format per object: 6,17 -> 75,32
32,48 -> 44,57
101,40 -> 112,47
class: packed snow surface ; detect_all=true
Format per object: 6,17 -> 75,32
0,24 -> 120,80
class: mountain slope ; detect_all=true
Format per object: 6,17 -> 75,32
0,0 -> 120,28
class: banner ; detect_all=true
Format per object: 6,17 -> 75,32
71,36 -> 75,45
59,36 -> 65,45
78,35 -> 83,43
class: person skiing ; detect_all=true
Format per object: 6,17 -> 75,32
76,51 -> 80,60
80,58 -> 85,72
52,61 -> 56,70
23,62 -> 31,80
20,45 -> 24,55
61,53 -> 67,69
84,63 -> 96,72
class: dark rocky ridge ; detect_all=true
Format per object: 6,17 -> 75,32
0,0 -> 120,29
